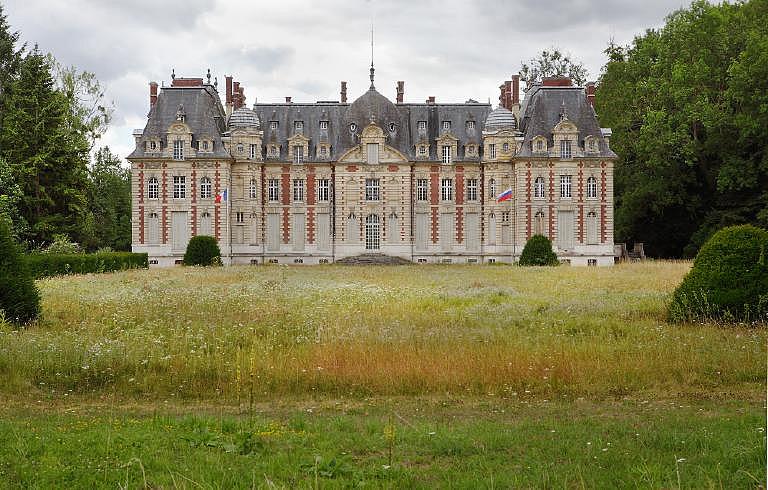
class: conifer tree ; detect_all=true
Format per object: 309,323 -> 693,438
0,218 -> 40,325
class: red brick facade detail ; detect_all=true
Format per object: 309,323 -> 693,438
548,167 -> 555,202
387,165 -> 399,172
525,168 -> 532,202
190,168 -> 197,237
577,166 -> 584,242
455,166 -> 464,244
526,204 -> 532,239
548,204 -> 555,240
346,165 -> 358,172
281,165 -> 290,243
430,165 -> 439,243
431,207 -> 439,243
600,167 -> 607,243
214,167 -> 221,241
578,204 -> 584,243
138,170 -> 145,204
307,166 -> 316,244
139,205 -> 145,244
456,207 -> 464,244
161,168 -> 168,243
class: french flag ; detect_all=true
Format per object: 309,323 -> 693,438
215,189 -> 228,203
496,188 -> 513,202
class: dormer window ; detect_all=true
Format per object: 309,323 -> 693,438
173,140 -> 184,160
270,121 -> 278,130
466,121 -> 475,131
502,142 -> 509,152
294,121 -> 303,133
237,143 -> 244,154
489,144 -> 497,159
417,121 -> 426,131
319,121 -> 328,129
367,143 -> 379,164
536,140 -> 545,152
350,123 -> 357,132
419,145 -> 427,156
319,146 -> 327,158
269,145 -> 278,156
250,144 -> 258,159
560,140 -> 572,159
442,121 -> 451,131
149,140 -> 157,151
389,122 -> 396,132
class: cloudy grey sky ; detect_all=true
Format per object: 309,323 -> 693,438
4,0 -> 682,163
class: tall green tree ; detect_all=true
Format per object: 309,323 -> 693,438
520,49 -> 588,88
597,0 -> 768,257
0,4 -> 24,152
0,46 -> 90,246
83,147 -> 131,251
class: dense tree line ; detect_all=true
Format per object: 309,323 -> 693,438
0,5 -> 129,251
596,0 -> 768,257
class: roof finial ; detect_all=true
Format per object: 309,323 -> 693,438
206,68 -> 211,84
560,98 -> 568,121
171,68 -> 176,80
369,22 -> 375,90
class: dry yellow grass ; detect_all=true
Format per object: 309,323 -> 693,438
0,261 -> 764,401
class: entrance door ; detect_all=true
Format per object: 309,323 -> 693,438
365,214 -> 380,251
171,212 -> 188,251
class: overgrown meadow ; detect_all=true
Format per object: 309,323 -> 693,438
0,262 -> 765,487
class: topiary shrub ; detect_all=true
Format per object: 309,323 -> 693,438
183,235 -> 222,266
518,234 -> 559,266
0,219 -> 40,325
669,225 -> 768,323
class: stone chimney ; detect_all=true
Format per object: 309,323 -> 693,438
426,96 -> 435,104
285,96 -> 292,103
149,81 -> 158,107
340,81 -> 347,103
585,82 -> 596,107
542,77 -> 573,87
396,81 -> 404,104
511,75 -> 520,105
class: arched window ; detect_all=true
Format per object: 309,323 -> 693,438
536,139 -> 545,152
200,177 -> 212,199
147,177 -> 159,199
534,211 -> 546,236
488,178 -> 497,199
249,179 -> 258,199
534,177 -> 545,199
586,176 -> 597,199
365,214 -> 381,250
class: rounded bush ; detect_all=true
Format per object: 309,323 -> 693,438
669,225 -> 768,323
183,235 -> 222,266
0,220 -> 41,325
519,234 -> 559,266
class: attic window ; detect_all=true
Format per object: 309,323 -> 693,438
237,143 -> 244,154
442,121 -> 451,131
417,121 -> 426,131
419,145 -> 427,156
350,123 -> 357,132
466,121 -> 475,130
270,121 -> 278,130
320,121 -> 328,129
202,140 -> 209,151
149,141 -> 157,150
294,121 -> 304,132
389,122 -> 396,132
536,139 -> 545,152
502,142 -> 509,152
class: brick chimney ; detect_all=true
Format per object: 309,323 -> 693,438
225,76 -> 233,116
542,77 -> 572,87
511,75 -> 520,105
170,77 -> 204,87
426,96 -> 435,104
149,81 -> 158,107
396,81 -> 404,104
585,82 -> 596,107
340,81 -> 347,103
285,96 -> 292,103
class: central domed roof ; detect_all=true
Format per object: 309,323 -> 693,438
228,107 -> 260,130
345,88 -> 399,129
485,106 -> 517,131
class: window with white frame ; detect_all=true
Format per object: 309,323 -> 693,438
560,140 -> 572,159
365,178 -> 380,201
466,120 -> 475,131
502,211 -> 510,222
319,120 -> 328,129
294,121 -> 303,132
417,121 -> 426,131
442,121 -> 451,131
419,145 -> 427,156
489,144 -> 496,159
489,178 -> 497,198
560,175 -> 572,198
201,140 -> 209,151
250,144 -> 258,159
270,121 -> 278,130
200,177 -> 212,199
534,176 -> 545,199
586,176 -> 597,199
467,178 -> 478,201
441,145 -> 451,164
173,140 -> 184,160
147,177 -> 159,199
249,179 -> 258,199
317,179 -> 329,202
235,211 -> 244,224
536,139 -> 545,152
417,179 -> 428,201
441,178 -> 453,201
149,140 -> 157,151
173,175 -> 186,199
237,143 -> 244,154
367,143 -> 379,164
268,179 -> 280,202
293,145 -> 303,164
293,179 -> 305,202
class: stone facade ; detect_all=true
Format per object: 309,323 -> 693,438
129,70 -> 616,266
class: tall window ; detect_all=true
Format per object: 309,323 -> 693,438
147,177 -> 159,199
466,121 -> 475,131
365,178 -> 380,201
586,176 -> 597,199
236,212 -> 244,224
416,179 -> 428,201
293,179 -> 305,202
365,214 -> 380,250
200,177 -> 212,199
489,178 -> 497,198
367,143 -> 379,164
268,179 -> 280,202
534,177 -> 545,199
317,179 -> 329,202
467,178 -> 478,201
173,140 -> 184,160
249,179 -> 258,199
536,139 -> 545,152
441,146 -> 451,164
293,145 -> 303,164
250,144 -> 258,159
489,144 -> 496,159
441,178 -> 453,201
173,176 -> 186,199
417,121 -> 427,131
560,175 -> 572,198
560,140 -> 572,159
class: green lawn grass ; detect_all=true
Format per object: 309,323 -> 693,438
0,262 -> 765,488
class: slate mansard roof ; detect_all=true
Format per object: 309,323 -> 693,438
129,79 -> 615,162
517,85 -> 616,158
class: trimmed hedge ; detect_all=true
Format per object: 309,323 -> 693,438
183,236 -> 222,266
519,234 -> 560,266
25,252 -> 149,279
0,220 -> 40,325
669,225 -> 768,323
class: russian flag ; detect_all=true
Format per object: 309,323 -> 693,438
496,188 -> 513,202
215,189 -> 228,203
